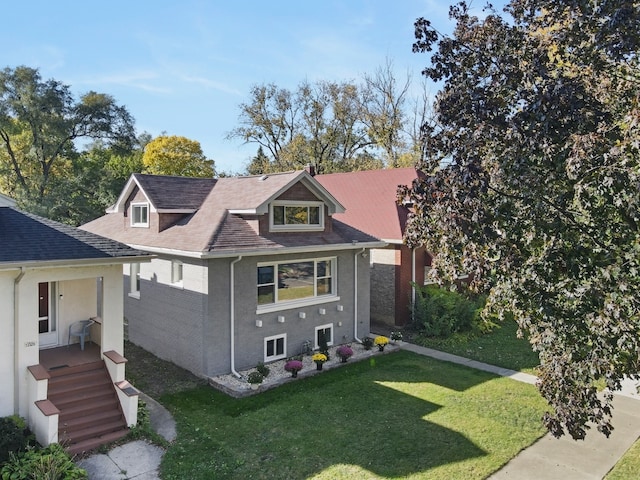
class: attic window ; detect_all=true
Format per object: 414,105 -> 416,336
270,201 -> 323,231
131,203 -> 149,227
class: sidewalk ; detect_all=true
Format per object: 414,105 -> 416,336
400,342 -> 640,479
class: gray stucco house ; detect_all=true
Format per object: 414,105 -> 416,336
82,170 -> 384,378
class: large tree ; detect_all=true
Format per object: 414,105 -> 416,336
404,1 -> 640,440
142,135 -> 215,177
229,73 -> 414,174
362,59 -> 411,168
0,66 -> 136,205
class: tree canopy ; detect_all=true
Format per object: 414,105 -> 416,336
142,135 -> 215,177
0,66 -> 136,205
403,0 -> 640,439
228,61 -> 422,174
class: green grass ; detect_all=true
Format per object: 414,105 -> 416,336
159,350 -> 547,479
413,320 -> 540,374
606,438 -> 640,479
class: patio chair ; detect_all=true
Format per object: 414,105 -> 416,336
68,319 -> 95,351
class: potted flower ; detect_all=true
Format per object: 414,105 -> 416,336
361,337 -> 374,350
374,335 -> 389,352
284,359 -> 303,378
247,371 -> 264,390
312,352 -> 327,370
336,345 -> 353,363
390,331 -> 403,344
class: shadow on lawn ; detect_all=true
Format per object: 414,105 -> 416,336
161,351 -> 500,479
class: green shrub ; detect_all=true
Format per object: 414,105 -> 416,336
413,284 -> 490,338
0,416 -> 33,465
0,443 -> 87,479
361,337 -> 374,350
127,400 -> 151,440
247,371 -> 264,384
256,362 -> 270,378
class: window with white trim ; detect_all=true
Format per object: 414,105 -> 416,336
315,324 -> 333,349
264,334 -> 287,361
129,263 -> 141,298
131,203 -> 149,227
270,201 -> 323,231
171,260 -> 183,286
257,257 -> 336,306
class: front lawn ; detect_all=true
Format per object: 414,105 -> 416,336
413,320 -> 540,374
606,438 -> 640,479
159,350 -> 547,479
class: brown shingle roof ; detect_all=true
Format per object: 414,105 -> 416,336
82,171 -> 377,255
133,174 -> 216,210
315,168 -> 423,242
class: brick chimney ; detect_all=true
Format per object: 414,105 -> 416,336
304,163 -> 316,176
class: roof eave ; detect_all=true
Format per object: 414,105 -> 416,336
126,241 -> 388,260
253,171 -> 346,215
0,254 -> 155,271
110,174 -> 157,214
200,241 -> 388,259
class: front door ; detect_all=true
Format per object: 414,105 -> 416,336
38,282 -> 58,347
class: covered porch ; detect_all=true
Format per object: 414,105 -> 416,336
13,265 -> 138,449
39,343 -> 101,370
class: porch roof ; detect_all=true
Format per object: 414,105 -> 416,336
0,207 -> 151,268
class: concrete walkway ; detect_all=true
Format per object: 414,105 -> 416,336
400,342 -> 640,479
77,394 -> 175,480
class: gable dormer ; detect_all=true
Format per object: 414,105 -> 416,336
269,181 -> 326,232
226,171 -> 344,236
108,173 -> 216,233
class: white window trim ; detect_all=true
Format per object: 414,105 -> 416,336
257,295 -> 340,314
256,257 -> 337,313
269,200 -> 324,232
264,333 -> 287,362
128,263 -> 140,299
131,202 -> 149,228
314,323 -> 334,349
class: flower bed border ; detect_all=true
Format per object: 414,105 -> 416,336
208,340 -> 400,398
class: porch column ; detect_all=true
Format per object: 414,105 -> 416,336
15,273 -> 39,418
100,266 -> 125,354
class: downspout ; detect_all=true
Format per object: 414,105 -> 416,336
13,267 -> 26,414
229,256 -> 242,378
411,248 -> 416,312
354,248 -> 365,343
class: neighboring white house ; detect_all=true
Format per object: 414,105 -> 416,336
0,205 -> 152,451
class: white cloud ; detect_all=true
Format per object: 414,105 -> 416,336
75,71 -> 171,94
178,74 -> 243,96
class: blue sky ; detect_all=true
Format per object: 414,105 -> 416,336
3,1 -> 502,173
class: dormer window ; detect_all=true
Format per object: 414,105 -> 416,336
270,201 -> 323,231
131,203 -> 149,227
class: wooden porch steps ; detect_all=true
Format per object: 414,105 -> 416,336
47,360 -> 129,455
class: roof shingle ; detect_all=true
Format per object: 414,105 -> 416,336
0,207 -> 148,264
83,171 -> 380,255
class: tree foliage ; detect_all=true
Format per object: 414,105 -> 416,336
142,135 -> 215,177
0,66 -> 135,205
229,62 -> 421,174
403,1 -> 640,439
